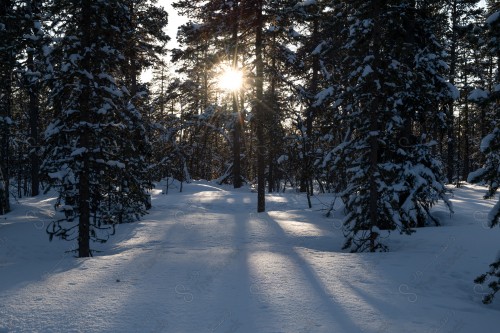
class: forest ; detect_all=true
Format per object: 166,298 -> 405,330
0,0 -> 499,311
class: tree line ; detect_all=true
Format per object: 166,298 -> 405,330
0,0 -> 169,256
0,0 -> 498,302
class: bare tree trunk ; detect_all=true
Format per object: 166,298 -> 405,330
255,0 -> 265,212
77,0 -> 93,257
232,1 -> 242,188
233,92 -> 242,188
0,167 -> 7,215
128,2 -> 138,97
0,0 -> 13,214
447,0 -> 458,184
368,0 -> 383,252
28,48 -> 40,196
0,73 -> 11,215
302,15 -> 320,208
26,0 -> 41,196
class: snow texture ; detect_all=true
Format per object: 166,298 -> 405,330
361,65 -> 373,77
296,0 -> 317,7
446,82 -> 460,100
314,87 -> 333,107
468,88 -> 489,101
485,11 -> 500,25
0,181 -> 499,332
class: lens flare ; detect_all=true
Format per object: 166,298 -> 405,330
218,67 -> 244,92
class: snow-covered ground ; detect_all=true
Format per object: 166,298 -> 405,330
0,180 -> 499,333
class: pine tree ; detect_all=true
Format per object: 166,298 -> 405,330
0,0 -> 20,214
42,0 -> 152,257
331,0 -> 454,252
276,0 -> 332,204
443,0 -> 483,184
0,1 -> 49,202
172,0 -> 270,211
470,3 -> 500,304
24,0 -> 46,197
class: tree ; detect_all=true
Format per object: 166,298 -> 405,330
0,1 -> 51,202
25,0 -> 45,197
469,3 -> 500,304
331,0 -> 454,252
254,0 -> 266,212
172,0 -> 270,210
272,0 -> 333,204
444,0 -> 483,184
43,0 -> 152,257
0,0 -> 19,214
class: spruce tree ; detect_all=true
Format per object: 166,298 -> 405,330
470,3 -> 500,304
24,0 -> 46,197
331,0 -> 454,252
0,0 -> 20,214
42,0 -> 152,257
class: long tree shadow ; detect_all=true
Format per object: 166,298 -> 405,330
249,211 -> 391,332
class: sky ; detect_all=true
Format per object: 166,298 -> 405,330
160,0 -> 491,46
151,0 -> 491,81
140,1 -> 185,81
159,0 -> 186,48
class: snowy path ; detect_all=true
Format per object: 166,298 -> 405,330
0,181 -> 499,332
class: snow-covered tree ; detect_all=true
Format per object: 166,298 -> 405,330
0,0 -> 21,214
443,0 -> 483,184
23,0 -> 46,197
42,0 -> 152,257
469,4 -> 500,304
273,0 -> 336,203
330,0 -> 454,252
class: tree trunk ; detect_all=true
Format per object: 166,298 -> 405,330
301,15 -> 320,206
462,94 -> 470,181
0,0 -> 13,214
128,2 -> 138,97
0,70 -> 11,215
232,1 -> 242,188
233,92 -> 242,188
368,0 -> 383,252
77,0 -> 93,257
255,0 -> 265,212
78,154 -> 91,257
447,0 -> 458,184
28,48 -> 40,196
0,167 -> 7,215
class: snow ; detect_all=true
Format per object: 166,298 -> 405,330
485,11 -> 500,25
42,45 -> 52,57
0,117 -> 13,125
107,160 -> 126,169
362,65 -> 373,77
277,155 -> 288,164
488,200 -> 500,228
313,87 -> 333,107
446,82 -> 460,100
312,42 -> 325,55
468,88 -> 489,101
69,53 -> 81,65
98,73 -> 116,84
70,147 -> 87,157
480,132 -> 496,153
296,0 -> 317,6
102,86 -> 123,97
0,181 -> 499,332
467,167 -> 485,183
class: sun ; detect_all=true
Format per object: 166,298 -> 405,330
217,66 -> 244,92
